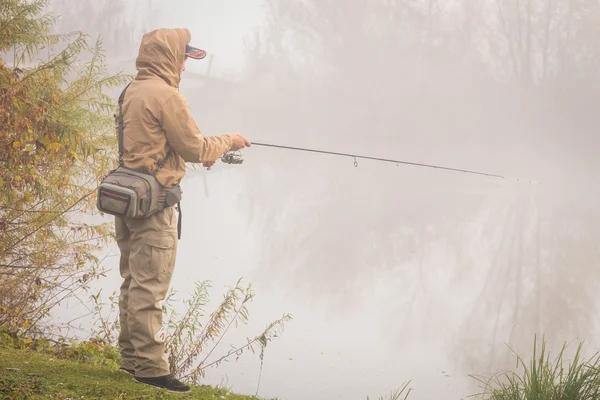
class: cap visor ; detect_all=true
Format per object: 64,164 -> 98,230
185,45 -> 206,60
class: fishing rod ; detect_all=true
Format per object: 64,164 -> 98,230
220,142 -> 539,184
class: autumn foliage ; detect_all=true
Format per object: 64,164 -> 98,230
0,0 -> 129,334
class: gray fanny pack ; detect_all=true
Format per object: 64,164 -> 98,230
96,83 -> 183,238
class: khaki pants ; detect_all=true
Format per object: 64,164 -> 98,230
115,206 -> 178,378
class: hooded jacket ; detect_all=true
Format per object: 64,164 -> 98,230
119,28 -> 233,186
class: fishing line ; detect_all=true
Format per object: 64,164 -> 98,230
245,142 -> 539,184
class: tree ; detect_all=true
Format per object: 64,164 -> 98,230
0,0 -> 129,335
469,0 -> 600,86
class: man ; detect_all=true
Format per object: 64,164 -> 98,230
114,28 -> 250,392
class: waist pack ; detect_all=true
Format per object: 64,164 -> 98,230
96,83 -> 183,236
97,166 -> 182,219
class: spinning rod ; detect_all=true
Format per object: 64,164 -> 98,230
221,142 -> 539,184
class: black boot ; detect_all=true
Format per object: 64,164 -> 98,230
135,375 -> 191,393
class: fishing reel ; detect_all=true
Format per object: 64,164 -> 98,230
221,150 -> 244,165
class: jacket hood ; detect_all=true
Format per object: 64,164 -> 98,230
135,28 -> 191,87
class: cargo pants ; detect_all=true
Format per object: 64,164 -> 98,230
115,206 -> 178,378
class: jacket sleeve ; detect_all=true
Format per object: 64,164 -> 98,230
160,92 -> 232,163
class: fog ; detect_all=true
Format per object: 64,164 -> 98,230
48,0 -> 600,399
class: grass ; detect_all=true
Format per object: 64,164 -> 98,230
5,333 -> 600,400
367,382 -> 412,400
470,336 -> 600,400
0,346 -> 264,400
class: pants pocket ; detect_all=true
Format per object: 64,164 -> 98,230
142,233 -> 176,283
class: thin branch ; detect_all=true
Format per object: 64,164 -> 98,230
4,188 -> 96,252
182,336 -> 264,380
0,2 -> 42,36
195,301 -> 248,370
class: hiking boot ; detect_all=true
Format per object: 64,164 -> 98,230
134,375 -> 191,393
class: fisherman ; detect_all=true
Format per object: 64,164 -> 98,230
114,28 -> 250,392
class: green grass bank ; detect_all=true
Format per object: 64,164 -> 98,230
0,346 -> 264,400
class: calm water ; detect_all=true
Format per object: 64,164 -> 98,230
52,157 -> 600,400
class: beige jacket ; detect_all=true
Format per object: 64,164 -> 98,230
118,28 -> 232,186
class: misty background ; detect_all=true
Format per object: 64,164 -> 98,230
46,0 -> 600,399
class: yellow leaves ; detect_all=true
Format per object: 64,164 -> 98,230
46,142 -> 61,152
10,141 -> 36,153
39,136 -> 50,147
23,320 -> 30,329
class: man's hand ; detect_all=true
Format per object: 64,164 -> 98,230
228,133 -> 251,151
202,160 -> 215,170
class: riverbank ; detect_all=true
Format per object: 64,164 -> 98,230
0,345 -> 265,400
3,336 -> 599,400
